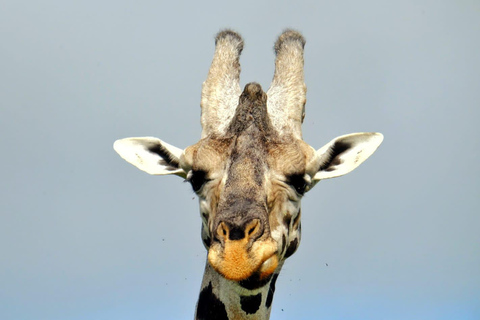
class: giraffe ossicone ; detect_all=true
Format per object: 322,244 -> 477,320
114,29 -> 383,320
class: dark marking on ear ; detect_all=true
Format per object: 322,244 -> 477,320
196,282 -> 228,320
240,293 -> 262,314
163,165 -> 180,171
284,238 -> 299,259
281,234 -> 286,254
147,143 -> 180,168
318,141 -> 352,172
266,273 -> 279,309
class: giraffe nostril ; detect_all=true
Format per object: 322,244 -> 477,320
245,219 -> 261,239
214,219 -> 263,243
216,222 -> 229,242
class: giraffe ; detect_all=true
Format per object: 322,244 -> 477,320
113,29 -> 383,320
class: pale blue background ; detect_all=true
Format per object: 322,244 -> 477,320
1,1 -> 479,319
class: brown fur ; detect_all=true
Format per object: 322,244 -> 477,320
114,29 -> 383,320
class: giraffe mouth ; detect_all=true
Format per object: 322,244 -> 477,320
207,238 -> 279,281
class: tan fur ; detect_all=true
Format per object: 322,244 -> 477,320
267,30 -> 307,139
114,29 -> 383,320
201,31 -> 244,138
208,237 -> 278,281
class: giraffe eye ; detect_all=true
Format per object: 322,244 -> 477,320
287,174 -> 307,195
189,170 -> 208,192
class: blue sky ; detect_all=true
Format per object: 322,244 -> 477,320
1,0 -> 479,319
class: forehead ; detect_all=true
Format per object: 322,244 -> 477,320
185,134 -> 313,177
183,83 -> 314,176
187,137 -> 232,171
266,138 -> 314,176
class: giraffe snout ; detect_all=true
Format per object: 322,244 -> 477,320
208,218 -> 278,281
215,219 -> 263,244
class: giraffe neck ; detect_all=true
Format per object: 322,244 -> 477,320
195,260 -> 281,320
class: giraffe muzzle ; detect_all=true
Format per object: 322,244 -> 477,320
207,219 -> 279,281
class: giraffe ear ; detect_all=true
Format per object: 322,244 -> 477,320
313,132 -> 383,181
113,137 -> 187,178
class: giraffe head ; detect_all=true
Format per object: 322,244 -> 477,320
114,30 -> 382,285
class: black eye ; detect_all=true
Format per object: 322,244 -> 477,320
288,174 -> 307,195
189,170 -> 207,192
